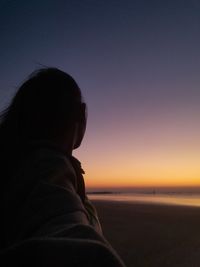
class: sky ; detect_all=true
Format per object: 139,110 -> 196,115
0,0 -> 200,189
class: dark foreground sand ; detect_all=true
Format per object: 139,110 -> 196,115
92,200 -> 200,267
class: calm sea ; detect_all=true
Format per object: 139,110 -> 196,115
88,192 -> 200,207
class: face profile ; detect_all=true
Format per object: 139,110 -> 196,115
73,102 -> 87,150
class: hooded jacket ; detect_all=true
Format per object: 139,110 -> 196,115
1,143 -> 125,267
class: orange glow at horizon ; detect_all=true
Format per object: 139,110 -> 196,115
85,175 -> 200,188
84,161 -> 200,188
75,106 -> 200,188
78,150 -> 200,188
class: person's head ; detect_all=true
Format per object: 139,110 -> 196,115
0,67 -> 87,154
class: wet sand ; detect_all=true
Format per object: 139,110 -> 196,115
92,200 -> 200,267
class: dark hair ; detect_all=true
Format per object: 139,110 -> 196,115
0,67 -> 84,187
1,68 -> 83,141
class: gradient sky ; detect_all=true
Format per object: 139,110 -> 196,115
0,0 -> 200,188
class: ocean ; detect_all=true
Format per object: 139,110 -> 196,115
88,192 -> 200,207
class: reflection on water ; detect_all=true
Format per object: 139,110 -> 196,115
89,193 -> 200,207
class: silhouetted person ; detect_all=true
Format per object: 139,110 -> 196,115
0,68 -> 125,266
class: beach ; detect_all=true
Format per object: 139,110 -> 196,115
92,200 -> 200,267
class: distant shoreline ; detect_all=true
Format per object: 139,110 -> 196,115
87,190 -> 200,196
87,191 -> 117,195
88,191 -> 200,207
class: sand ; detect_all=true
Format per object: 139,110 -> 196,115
92,200 -> 200,267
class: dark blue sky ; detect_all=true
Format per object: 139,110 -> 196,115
0,0 -> 200,187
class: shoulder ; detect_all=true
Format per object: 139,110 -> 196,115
21,146 -> 77,190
